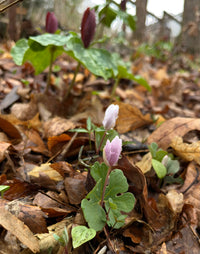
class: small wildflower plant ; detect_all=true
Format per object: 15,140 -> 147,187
71,105 -> 135,248
11,8 -> 150,95
148,142 -> 182,185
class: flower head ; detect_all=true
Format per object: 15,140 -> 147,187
81,8 -> 96,48
102,104 -> 119,130
46,12 -> 58,33
103,136 -> 122,167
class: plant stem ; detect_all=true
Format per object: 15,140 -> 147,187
100,166 -> 111,207
110,77 -> 120,100
45,46 -> 55,93
64,62 -> 81,99
103,226 -> 115,253
96,131 -> 107,155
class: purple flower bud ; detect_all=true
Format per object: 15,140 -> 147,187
102,104 -> 119,130
46,12 -> 58,34
103,136 -> 122,167
81,8 -> 96,48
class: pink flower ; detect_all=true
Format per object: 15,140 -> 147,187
102,104 -> 119,130
46,12 -> 58,33
103,136 -> 122,166
81,8 -> 96,48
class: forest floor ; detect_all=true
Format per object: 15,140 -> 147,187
1,41 -> 200,254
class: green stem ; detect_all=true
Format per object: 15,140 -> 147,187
96,131 -> 107,155
65,62 -> 81,99
111,77 -> 120,99
45,46 -> 55,93
100,166 -> 112,207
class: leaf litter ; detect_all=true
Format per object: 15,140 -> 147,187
1,41 -> 200,254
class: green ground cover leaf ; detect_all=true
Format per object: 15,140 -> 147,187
11,38 -> 29,65
71,226 -> 96,249
23,44 -> 64,75
29,33 -> 72,47
152,159 -> 167,179
81,162 -> 135,231
65,35 -> 116,80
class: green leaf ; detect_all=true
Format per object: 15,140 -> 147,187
65,35 -> 117,80
117,65 -> 151,91
155,150 -> 168,162
0,185 -> 10,198
82,164 -> 135,231
29,33 -> 72,47
99,6 -> 117,27
104,169 -> 135,228
166,158 -> 180,175
71,226 -> 96,249
95,127 -> 118,151
152,159 -> 167,179
87,117 -> 92,131
163,175 -> 183,185
148,142 -> 158,158
81,193 -> 107,231
90,162 -> 108,185
126,14 -> 136,31
23,44 -> 64,75
132,75 -> 151,91
11,38 -> 29,65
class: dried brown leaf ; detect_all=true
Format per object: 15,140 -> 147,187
114,101 -> 153,133
0,141 -> 11,162
0,207 -> 39,253
48,134 -> 71,152
0,115 -> 21,143
179,162 -> 200,226
166,190 -> 184,214
44,117 -> 76,138
64,176 -> 87,205
25,128 -> 48,155
148,117 -> 200,149
136,152 -> 152,174
171,136 -> 200,164
28,163 -> 63,182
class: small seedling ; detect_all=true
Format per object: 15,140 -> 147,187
148,142 -> 182,184
0,185 -> 10,198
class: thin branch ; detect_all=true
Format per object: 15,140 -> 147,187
0,0 -> 23,13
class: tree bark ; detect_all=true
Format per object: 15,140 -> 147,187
7,0 -> 18,40
134,0 -> 148,42
180,0 -> 200,54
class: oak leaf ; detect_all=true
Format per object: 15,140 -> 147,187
171,136 -> 200,164
148,117 -> 200,149
114,101 -> 152,133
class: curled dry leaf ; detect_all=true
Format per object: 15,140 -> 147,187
114,101 -> 153,133
47,133 -> 71,152
136,152 -> 152,174
35,217 -> 73,253
179,162 -> 200,226
25,128 -> 49,156
171,136 -> 200,164
65,176 -> 87,205
148,117 -> 200,150
0,207 -> 39,253
0,115 -> 21,144
0,141 -> 11,162
43,117 -> 76,138
28,163 -> 64,190
3,199 -> 48,234
166,190 -> 184,214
